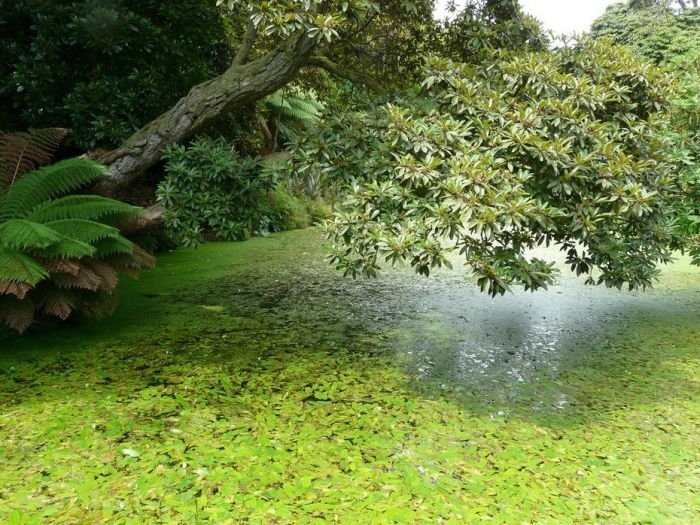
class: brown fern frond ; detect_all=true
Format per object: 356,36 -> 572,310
0,280 -> 33,299
83,260 -> 119,292
0,295 -> 35,333
36,288 -> 75,320
40,258 -> 81,276
0,128 -> 68,189
50,264 -> 103,292
71,263 -> 103,291
131,245 -> 156,269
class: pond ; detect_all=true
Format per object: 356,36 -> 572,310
1,229 -> 699,523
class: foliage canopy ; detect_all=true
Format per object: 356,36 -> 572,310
287,40 -> 690,294
591,1 -> 700,265
0,0 -> 234,149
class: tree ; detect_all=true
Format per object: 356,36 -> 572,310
285,41 -> 691,294
591,1 -> 700,264
2,1 -> 538,196
438,0 -> 546,64
88,0 -> 439,195
590,1 -> 700,65
629,0 -> 698,11
90,0 -> 544,197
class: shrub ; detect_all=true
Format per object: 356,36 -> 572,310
261,186 -> 312,232
158,138 -> 326,246
158,138 -> 274,246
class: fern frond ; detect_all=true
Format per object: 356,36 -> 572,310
266,93 -> 293,111
0,219 -> 62,250
104,245 -> 156,271
283,107 -> 318,122
34,287 -> 76,320
83,260 -> 119,292
129,245 -> 156,269
49,262 -> 103,292
27,195 -> 141,223
0,158 -> 106,220
44,219 -> 121,245
265,93 -> 322,123
0,247 -> 48,285
92,236 -> 135,258
0,295 -> 35,333
40,258 -> 81,276
0,280 -> 32,299
40,237 -> 96,259
287,98 -> 322,118
0,128 -> 67,189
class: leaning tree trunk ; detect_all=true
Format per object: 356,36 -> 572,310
94,33 -> 317,196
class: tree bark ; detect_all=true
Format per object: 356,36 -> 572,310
95,33 -> 317,196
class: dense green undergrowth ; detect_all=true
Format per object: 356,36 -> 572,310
1,229 -> 698,523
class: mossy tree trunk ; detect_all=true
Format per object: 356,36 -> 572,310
95,33 -> 317,196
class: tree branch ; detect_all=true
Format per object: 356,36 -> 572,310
233,19 -> 258,66
95,32 -> 317,196
306,54 -> 386,95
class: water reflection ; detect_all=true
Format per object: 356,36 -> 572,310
393,258 -> 699,414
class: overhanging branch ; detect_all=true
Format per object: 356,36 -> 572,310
95,32 -> 317,196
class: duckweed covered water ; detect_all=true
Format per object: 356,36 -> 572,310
1,229 -> 699,523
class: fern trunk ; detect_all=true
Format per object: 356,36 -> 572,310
95,34 -> 316,196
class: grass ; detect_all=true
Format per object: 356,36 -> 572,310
1,229 -> 699,524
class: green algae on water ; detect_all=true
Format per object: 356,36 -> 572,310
1,229 -> 699,524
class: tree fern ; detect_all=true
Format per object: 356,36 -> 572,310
0,131 -> 155,333
262,89 -> 324,151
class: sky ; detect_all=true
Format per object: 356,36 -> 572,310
434,0 -> 622,35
